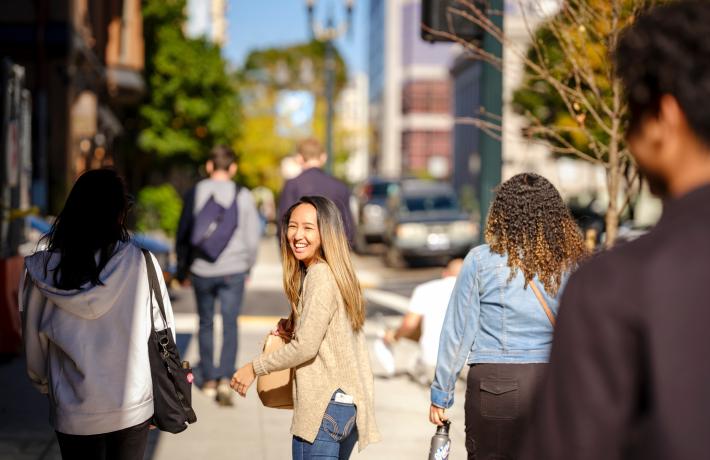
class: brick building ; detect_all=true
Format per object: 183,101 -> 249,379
368,0 -> 455,179
0,0 -> 145,213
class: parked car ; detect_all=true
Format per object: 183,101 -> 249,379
382,180 -> 478,266
352,177 -> 399,252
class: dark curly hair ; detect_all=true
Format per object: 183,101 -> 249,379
485,173 -> 586,296
615,1 -> 710,144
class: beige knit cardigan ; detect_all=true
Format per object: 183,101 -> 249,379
252,262 -> 380,450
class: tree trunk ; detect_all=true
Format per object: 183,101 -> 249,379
605,67 -> 623,248
605,160 -> 620,248
605,10 -> 623,250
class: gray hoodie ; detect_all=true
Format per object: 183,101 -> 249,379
20,241 -> 174,435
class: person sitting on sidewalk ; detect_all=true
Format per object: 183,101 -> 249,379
373,258 -> 463,384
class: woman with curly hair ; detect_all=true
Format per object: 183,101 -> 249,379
428,173 -> 586,459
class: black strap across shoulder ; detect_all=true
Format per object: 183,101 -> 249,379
140,249 -> 197,432
142,249 -> 168,331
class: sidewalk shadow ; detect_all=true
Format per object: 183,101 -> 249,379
0,330 -> 194,460
0,354 -> 60,459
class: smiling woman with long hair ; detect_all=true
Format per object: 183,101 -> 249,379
232,196 -> 379,459
428,173 -> 586,460
20,169 -> 175,460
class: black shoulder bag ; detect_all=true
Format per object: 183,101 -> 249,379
142,250 -> 197,433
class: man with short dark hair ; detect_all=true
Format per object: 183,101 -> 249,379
521,2 -> 710,459
278,138 -> 355,244
176,145 -> 261,406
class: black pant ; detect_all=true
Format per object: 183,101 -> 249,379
55,419 -> 151,460
464,363 -> 547,460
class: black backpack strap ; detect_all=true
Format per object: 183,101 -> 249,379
142,249 -> 168,329
175,187 -> 197,281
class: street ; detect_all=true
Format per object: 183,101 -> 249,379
0,236 -> 468,460
1,0 -> 701,457
170,238 -> 445,318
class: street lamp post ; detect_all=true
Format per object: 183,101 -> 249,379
305,0 -> 353,174
478,0 -> 503,243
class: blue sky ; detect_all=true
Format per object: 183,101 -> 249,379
225,0 -> 368,76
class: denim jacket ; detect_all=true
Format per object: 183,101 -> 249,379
430,244 -> 565,409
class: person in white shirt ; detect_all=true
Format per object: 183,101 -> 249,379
373,259 -> 463,383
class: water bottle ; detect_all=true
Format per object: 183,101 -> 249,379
428,420 -> 451,460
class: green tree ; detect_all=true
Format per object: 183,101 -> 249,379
235,41 -> 348,193
135,183 -> 182,236
140,0 -> 240,163
512,0 -> 665,245
427,0 -> 661,246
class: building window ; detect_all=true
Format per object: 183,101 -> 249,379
402,81 -> 450,114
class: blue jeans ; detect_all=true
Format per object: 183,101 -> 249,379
192,272 -> 246,381
292,391 -> 358,460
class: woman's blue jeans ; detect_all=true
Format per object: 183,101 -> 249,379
292,391 -> 358,460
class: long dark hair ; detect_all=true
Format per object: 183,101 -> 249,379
485,173 -> 586,296
43,169 -> 131,290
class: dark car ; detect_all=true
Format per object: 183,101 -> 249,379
382,180 -> 478,266
352,177 -> 398,252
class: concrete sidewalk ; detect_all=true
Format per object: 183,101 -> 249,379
148,320 -> 468,460
0,355 -> 62,460
0,236 -> 469,459
0,320 -> 468,460
149,236 -> 468,459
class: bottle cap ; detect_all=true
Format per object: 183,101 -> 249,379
436,420 -> 451,435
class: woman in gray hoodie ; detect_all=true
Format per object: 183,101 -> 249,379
20,169 -> 174,460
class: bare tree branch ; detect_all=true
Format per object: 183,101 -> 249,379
516,0 -> 551,79
455,116 -> 503,141
452,0 -> 505,41
619,164 -> 641,217
434,1 -> 611,162
429,0 -> 648,245
421,24 -> 503,69
478,106 -> 503,122
524,118 -> 604,165
543,9 -> 614,119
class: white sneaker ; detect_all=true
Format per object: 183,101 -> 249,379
216,381 -> 234,407
201,380 -> 218,398
373,338 -> 396,377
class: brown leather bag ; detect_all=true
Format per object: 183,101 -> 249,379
529,282 -> 556,327
256,328 -> 294,410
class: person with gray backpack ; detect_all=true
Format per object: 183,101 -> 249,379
176,145 -> 261,406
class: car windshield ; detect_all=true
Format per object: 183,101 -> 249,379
403,194 -> 458,213
370,182 -> 393,198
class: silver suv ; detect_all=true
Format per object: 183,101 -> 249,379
383,180 -> 478,266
